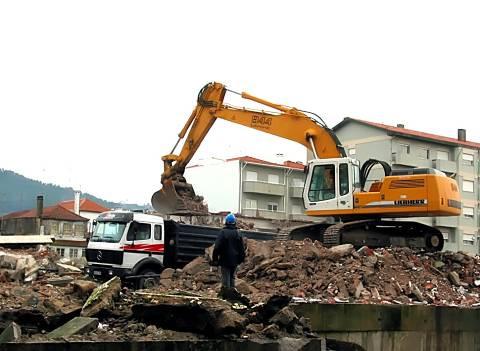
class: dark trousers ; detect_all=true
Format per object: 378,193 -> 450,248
221,266 -> 236,288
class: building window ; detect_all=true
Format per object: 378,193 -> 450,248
63,223 -> 73,235
441,232 -> 449,242
436,150 -> 449,161
267,202 -> 278,211
417,148 -> 429,160
74,223 -> 85,236
82,249 -> 86,257
348,148 -> 356,156
291,205 -> 302,214
463,233 -> 475,245
70,248 -> 79,258
245,199 -> 257,209
56,248 -> 65,257
154,225 -> 163,240
267,174 -> 280,184
246,171 -> 257,181
462,153 -> 474,166
463,180 -> 474,193
399,143 -> 410,154
463,206 -> 474,218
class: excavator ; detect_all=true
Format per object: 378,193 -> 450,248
152,82 -> 461,251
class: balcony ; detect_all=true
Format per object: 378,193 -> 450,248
242,181 -> 285,196
432,159 -> 457,174
289,187 -> 304,198
434,216 -> 459,228
241,208 -> 286,220
392,153 -> 418,167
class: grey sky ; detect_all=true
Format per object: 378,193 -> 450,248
1,1 -> 479,204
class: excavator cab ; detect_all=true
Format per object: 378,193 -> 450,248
304,157 -> 361,213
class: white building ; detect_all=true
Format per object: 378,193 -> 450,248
185,156 -> 322,230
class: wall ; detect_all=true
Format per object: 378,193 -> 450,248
294,303 -> 480,351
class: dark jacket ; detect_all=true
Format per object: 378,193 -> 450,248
212,224 -> 246,267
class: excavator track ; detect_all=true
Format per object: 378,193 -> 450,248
290,219 -> 445,252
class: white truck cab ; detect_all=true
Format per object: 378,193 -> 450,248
86,211 -> 165,287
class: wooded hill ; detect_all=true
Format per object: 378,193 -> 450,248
0,169 -> 146,215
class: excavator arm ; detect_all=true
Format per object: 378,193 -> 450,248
153,82 -> 345,214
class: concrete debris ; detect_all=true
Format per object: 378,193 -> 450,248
0,321 -> 22,343
72,280 -> 98,298
47,276 -> 74,286
81,276 -> 121,317
47,317 -> 99,339
0,250 -> 39,283
3,239 -> 480,344
183,257 -> 210,276
329,244 -> 354,257
269,306 -> 298,329
448,271 -> 462,286
131,294 -> 247,336
56,263 -> 82,275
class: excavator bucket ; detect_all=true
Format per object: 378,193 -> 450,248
151,179 -> 208,215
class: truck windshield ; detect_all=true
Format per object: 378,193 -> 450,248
91,221 -> 126,243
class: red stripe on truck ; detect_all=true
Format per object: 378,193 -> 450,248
120,243 -> 165,252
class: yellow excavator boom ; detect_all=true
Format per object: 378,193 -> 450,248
153,82 -> 344,214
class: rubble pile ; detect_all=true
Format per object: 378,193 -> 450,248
3,239 -> 480,345
0,246 -> 93,333
154,239 -> 480,307
0,244 -> 313,342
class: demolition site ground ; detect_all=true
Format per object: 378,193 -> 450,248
1,238 -> 480,349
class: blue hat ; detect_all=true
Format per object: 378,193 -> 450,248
225,213 -> 236,225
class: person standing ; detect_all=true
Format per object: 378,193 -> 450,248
212,213 -> 245,292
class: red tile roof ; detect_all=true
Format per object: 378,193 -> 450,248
59,198 -> 109,213
227,156 -> 305,170
335,118 -> 480,149
1,205 -> 88,222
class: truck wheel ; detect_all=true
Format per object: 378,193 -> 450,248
138,269 -> 160,289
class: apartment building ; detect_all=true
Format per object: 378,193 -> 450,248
333,118 -> 480,254
185,156 -> 321,226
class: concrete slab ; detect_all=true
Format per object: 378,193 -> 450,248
0,321 -> 22,343
47,317 -> 98,339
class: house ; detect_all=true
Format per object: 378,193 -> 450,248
333,117 -> 480,253
58,191 -> 109,233
0,196 -> 88,255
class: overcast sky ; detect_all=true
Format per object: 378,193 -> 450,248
1,1 -> 479,204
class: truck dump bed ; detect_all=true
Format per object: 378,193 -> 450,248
163,220 -> 278,268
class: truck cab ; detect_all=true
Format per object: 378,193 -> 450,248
86,211 -> 165,287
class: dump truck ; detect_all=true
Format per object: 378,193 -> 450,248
86,210 -> 275,288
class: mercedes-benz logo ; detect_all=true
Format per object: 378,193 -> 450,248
97,250 -> 103,261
